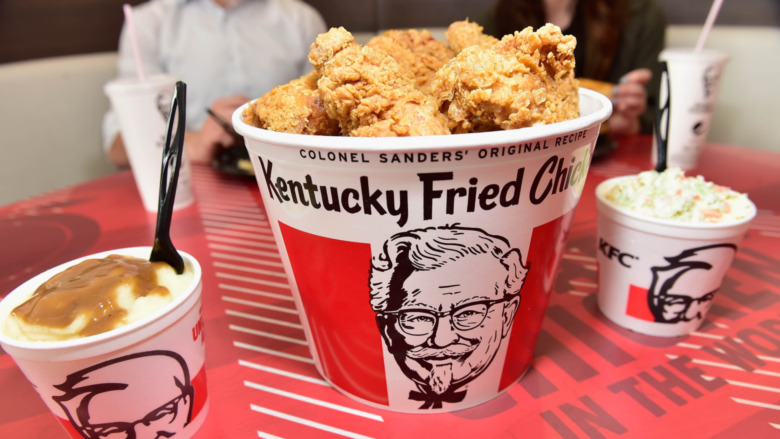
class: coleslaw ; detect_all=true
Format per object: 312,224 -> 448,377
603,167 -> 753,223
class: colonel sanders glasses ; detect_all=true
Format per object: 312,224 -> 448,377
656,289 -> 716,322
382,296 -> 514,337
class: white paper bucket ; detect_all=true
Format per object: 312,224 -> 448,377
234,89 -> 612,412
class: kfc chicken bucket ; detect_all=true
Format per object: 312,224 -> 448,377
0,247 -> 208,438
233,88 -> 611,412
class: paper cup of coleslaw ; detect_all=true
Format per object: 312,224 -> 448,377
233,89 -> 611,412
595,168 -> 756,337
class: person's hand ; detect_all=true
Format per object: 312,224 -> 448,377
108,134 -> 131,169
185,94 -> 249,163
607,68 -> 652,136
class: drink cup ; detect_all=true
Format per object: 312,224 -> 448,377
595,177 -> 756,337
652,48 -> 729,170
0,247 -> 208,438
105,75 -> 195,212
233,89 -> 612,412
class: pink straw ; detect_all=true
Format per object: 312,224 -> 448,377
123,4 -> 147,80
695,0 -> 724,53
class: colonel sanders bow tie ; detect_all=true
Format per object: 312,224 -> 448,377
409,388 -> 467,409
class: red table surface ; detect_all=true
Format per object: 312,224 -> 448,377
1,136 -> 779,438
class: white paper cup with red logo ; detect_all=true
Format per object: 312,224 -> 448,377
595,177 -> 756,337
105,74 -> 195,212
0,247 -> 208,438
233,89 -> 611,412
652,48 -> 729,170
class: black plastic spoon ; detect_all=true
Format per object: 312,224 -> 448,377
654,61 -> 670,173
149,81 -> 187,274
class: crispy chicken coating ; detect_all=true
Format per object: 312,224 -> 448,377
432,23 -> 579,133
309,27 -> 449,137
244,23 -> 580,137
445,20 -> 499,53
366,29 -> 455,94
242,71 -> 340,135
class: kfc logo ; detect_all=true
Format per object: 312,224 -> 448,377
702,65 -> 721,99
52,350 -> 195,439
156,91 -> 173,122
626,244 -> 737,323
369,224 -> 528,409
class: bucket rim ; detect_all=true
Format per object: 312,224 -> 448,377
233,88 -> 613,153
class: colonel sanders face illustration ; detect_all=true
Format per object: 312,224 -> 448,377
369,225 -> 527,408
52,350 -> 194,439
156,91 -> 173,123
648,244 -> 737,323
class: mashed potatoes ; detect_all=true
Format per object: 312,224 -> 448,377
4,255 -> 194,342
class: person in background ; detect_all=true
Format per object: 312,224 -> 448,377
476,0 -> 666,136
103,0 -> 327,168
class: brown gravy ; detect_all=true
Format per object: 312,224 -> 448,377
12,255 -> 172,337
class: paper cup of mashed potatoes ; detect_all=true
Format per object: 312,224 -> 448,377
595,168 -> 756,337
0,247 -> 208,438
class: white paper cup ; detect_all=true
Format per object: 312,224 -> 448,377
652,48 -> 729,170
595,177 -> 756,337
0,247 -> 208,438
105,75 -> 195,212
233,89 -> 612,412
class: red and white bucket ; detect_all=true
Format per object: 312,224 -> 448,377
234,89 -> 612,412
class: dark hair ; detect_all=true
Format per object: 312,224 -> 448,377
492,0 -> 628,80
52,350 -> 195,437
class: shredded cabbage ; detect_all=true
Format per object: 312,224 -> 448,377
604,167 -> 753,223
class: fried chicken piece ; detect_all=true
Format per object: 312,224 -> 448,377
309,27 -> 449,137
431,23 -> 579,133
366,29 -> 455,94
242,71 -> 340,135
577,78 -> 614,99
445,20 -> 499,53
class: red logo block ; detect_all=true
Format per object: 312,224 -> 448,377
625,285 -> 653,321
